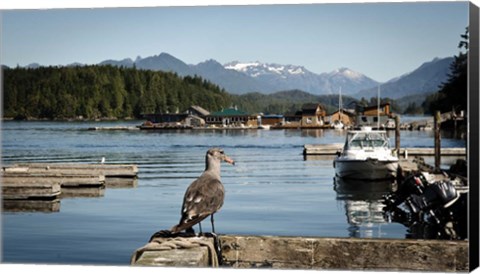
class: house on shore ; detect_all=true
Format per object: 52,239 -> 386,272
281,111 -> 303,128
356,102 -> 394,128
141,105 -> 210,128
274,103 -> 327,129
258,114 -> 284,127
328,108 -> 356,128
300,104 -> 327,128
205,107 -> 258,128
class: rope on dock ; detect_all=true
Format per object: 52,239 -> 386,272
131,235 -> 219,267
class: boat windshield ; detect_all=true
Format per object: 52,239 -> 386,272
345,131 -> 389,150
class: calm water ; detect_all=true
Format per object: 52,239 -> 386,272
1,121 -> 466,265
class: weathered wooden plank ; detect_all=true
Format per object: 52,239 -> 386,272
400,147 -> 466,156
219,235 -> 468,272
133,247 -> 210,267
13,163 -> 138,176
6,163 -> 138,178
131,236 -> 216,267
2,181 -> 61,200
1,174 -> 105,187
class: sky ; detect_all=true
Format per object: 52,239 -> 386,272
0,0 -> 471,82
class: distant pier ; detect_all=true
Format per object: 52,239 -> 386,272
303,143 -> 466,157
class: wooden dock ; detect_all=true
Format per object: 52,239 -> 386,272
131,234 -> 468,272
1,173 -> 105,187
88,126 -> 139,131
2,179 -> 61,200
9,163 -> 138,178
304,144 -> 466,157
1,163 -> 138,211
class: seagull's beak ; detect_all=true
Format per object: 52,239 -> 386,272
224,156 -> 235,165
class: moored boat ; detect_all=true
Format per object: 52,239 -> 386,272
331,120 -> 344,129
334,127 -> 398,180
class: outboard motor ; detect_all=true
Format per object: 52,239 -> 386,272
423,180 -> 460,209
383,172 -> 466,240
383,173 -> 428,209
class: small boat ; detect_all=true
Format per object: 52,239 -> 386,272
334,127 -> 398,180
331,120 -> 344,130
258,124 -> 271,130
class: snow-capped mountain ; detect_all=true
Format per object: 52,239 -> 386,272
224,61 -> 379,95
104,54 -> 379,95
91,52 -> 450,97
224,61 -> 308,78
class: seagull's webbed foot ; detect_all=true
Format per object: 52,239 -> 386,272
149,230 -> 174,241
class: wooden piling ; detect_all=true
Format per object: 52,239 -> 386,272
434,111 -> 441,169
395,115 -> 400,152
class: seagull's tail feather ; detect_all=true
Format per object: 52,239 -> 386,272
170,215 -> 208,233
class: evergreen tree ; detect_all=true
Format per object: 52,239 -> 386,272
427,27 -> 468,113
2,65 -> 232,120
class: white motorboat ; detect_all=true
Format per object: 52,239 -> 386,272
334,127 -> 398,180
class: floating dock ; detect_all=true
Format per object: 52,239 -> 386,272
8,163 -> 138,178
88,126 -> 139,131
303,144 -> 466,157
1,163 -> 138,212
1,173 -> 105,187
131,234 -> 468,272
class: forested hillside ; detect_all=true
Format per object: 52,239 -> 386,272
3,65 -> 231,120
231,90 -> 359,114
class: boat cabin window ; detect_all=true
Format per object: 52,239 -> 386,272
345,132 -> 389,149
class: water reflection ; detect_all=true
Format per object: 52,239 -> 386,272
60,186 -> 106,198
333,177 -> 396,238
3,199 -> 61,213
105,178 -> 138,188
300,129 -> 325,138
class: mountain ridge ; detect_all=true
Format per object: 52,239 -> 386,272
20,52 -> 453,99
354,57 -> 454,99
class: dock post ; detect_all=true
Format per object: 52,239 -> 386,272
395,115 -> 400,153
434,111 -> 441,169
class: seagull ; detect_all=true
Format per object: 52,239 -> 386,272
170,148 -> 235,235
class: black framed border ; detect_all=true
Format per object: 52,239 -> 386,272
0,2 -> 479,273
469,2 -> 480,272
